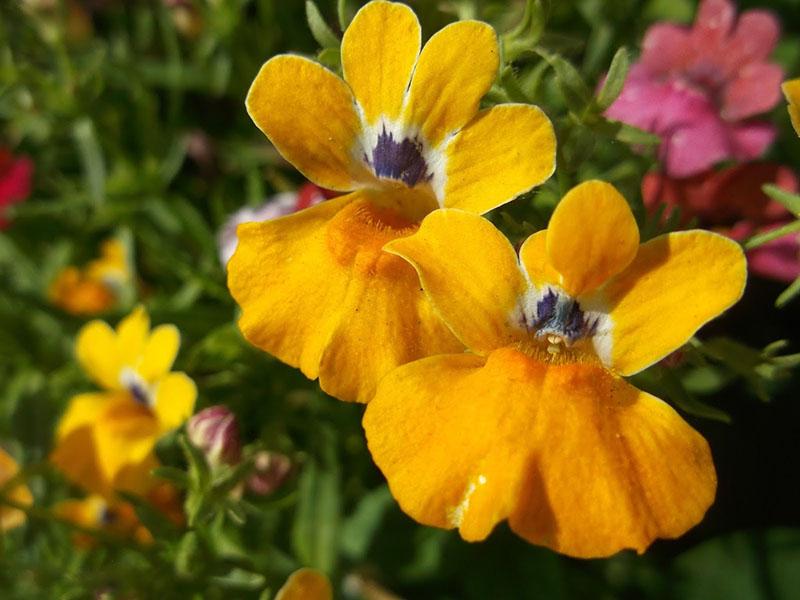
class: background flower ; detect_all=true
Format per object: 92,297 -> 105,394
0,147 -> 33,229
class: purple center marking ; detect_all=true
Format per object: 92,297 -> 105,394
530,288 -> 598,345
367,126 -> 432,187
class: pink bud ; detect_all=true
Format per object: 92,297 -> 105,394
186,406 -> 242,468
247,452 -> 292,496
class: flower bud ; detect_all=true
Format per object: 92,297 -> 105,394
247,451 -> 292,496
186,406 -> 242,468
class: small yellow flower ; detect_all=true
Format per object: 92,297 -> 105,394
363,181 -> 747,558
49,239 -> 130,315
229,0 -> 556,403
275,568 -> 332,600
783,79 -> 800,136
0,447 -> 33,531
51,307 -> 196,497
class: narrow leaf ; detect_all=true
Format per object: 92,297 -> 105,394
596,47 -> 630,110
306,1 -> 340,50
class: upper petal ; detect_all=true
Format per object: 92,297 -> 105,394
364,347 -> 717,557
275,568 -> 333,600
722,62 -> 784,121
342,1 -> 420,125
137,324 -> 181,383
385,209 -> 526,354
228,191 -> 460,403
519,230 -> 561,288
724,10 -> 780,72
76,321 -> 122,390
246,55 -> 369,191
443,104 -> 555,213
116,307 -> 150,369
153,372 -> 197,434
546,181 -> 640,297
402,21 -> 499,147
640,23 -> 692,76
596,230 -> 746,375
784,79 -> 800,136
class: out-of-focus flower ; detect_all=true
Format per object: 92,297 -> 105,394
230,0 -> 556,403
364,181 -> 746,557
643,164 -> 800,282
218,184 -> 327,267
55,484 -> 183,547
186,405 -> 242,468
0,148 -> 33,229
49,239 -> 130,315
275,568 -> 332,600
784,79 -> 800,136
246,451 -> 292,496
51,307 -> 196,497
606,0 -> 782,177
164,0 -> 202,38
0,448 -> 33,532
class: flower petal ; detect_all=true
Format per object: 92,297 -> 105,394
153,372 -> 197,433
76,321 -> 122,390
722,62 -> 783,121
546,181 -> 639,297
228,192 -> 460,403
342,0 -> 420,125
784,79 -> 800,136
0,448 -> 32,531
402,21 -> 499,147
364,347 -> 717,558
640,23 -> 691,76
385,209 -> 525,354
597,231 -> 746,375
729,121 -> 776,162
138,324 -> 180,383
246,55 -> 368,191
519,230 -> 561,288
443,104 -> 555,213
725,10 -> 780,71
116,307 -> 150,369
275,568 -> 333,600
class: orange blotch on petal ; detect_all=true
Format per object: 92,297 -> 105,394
364,347 -> 716,558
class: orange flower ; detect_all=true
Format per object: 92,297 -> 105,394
363,181 -> 747,557
0,447 -> 33,531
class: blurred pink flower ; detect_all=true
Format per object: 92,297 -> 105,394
217,183 -> 329,266
187,405 -> 242,468
643,163 -> 800,282
0,148 -> 33,229
246,451 -> 292,496
606,0 -> 783,177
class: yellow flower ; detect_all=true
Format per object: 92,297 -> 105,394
363,180 -> 747,558
0,447 -> 33,531
783,79 -> 800,136
229,0 -> 556,402
49,239 -> 130,315
275,568 -> 332,600
51,307 -> 196,497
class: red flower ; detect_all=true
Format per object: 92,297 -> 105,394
0,148 -> 33,229
643,164 -> 800,282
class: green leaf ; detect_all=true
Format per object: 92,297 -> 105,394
654,366 -> 732,424
589,117 -> 661,145
596,47 -> 629,110
537,50 -> 591,113
763,184 -> 800,216
174,531 -> 202,578
291,432 -> 341,573
744,219 -> 800,249
776,275 -> 800,308
72,118 -> 106,205
340,485 -> 393,560
305,1 -> 340,50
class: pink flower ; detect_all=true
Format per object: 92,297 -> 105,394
217,183 -> 329,266
643,164 -> 800,282
0,148 -> 33,229
606,0 -> 783,177
186,405 -> 242,468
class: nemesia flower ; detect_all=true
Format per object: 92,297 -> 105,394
51,307 -> 196,497
217,183 -> 327,266
363,181 -> 747,558
186,405 -> 242,468
275,568 -> 332,600
0,447 -> 33,531
606,0 -> 782,177
643,164 -> 800,282
229,0 -> 556,402
0,147 -> 33,229
784,79 -> 800,136
49,238 -> 131,315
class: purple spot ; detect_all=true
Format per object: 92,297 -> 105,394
100,507 -> 117,525
369,126 -> 431,187
532,288 -> 595,344
129,382 -> 149,406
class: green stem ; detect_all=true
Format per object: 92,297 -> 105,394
744,220 -> 800,250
